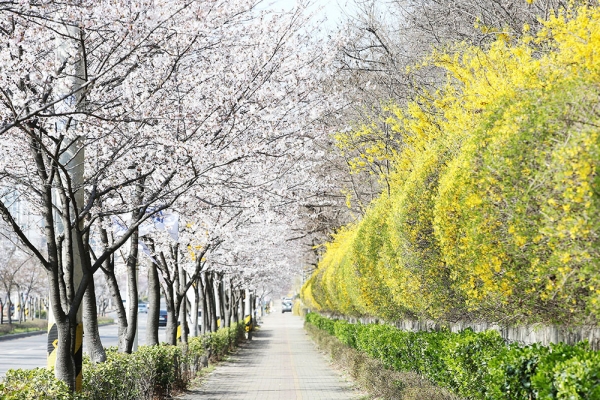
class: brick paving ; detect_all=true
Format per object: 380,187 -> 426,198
181,312 -> 359,400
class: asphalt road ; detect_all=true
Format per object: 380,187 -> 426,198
0,312 -> 167,378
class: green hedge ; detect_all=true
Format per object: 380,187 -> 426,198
202,322 -> 245,360
81,344 -> 187,400
0,322 -> 245,399
306,313 -> 600,399
0,368 -> 72,400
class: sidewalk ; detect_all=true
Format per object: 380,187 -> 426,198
181,312 -> 359,400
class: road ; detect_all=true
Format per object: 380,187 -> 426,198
0,313 -> 167,378
183,312 -> 358,400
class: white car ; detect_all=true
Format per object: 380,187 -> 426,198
282,301 -> 293,313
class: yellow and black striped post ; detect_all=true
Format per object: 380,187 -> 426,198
47,321 -> 83,391
244,314 -> 253,332
46,323 -> 58,368
74,323 -> 83,390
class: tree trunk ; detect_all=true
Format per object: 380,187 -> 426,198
7,290 -> 12,325
191,280 -> 199,337
200,274 -> 207,335
164,282 -> 178,345
23,293 -> 27,322
179,265 -> 188,344
239,292 -> 244,325
97,224 -> 130,353
230,282 -> 238,325
55,320 -> 77,391
222,281 -> 230,328
104,269 -> 128,352
234,289 -> 241,324
48,268 -> 77,391
18,291 -> 23,323
216,277 -> 225,328
124,229 -> 139,353
146,261 -> 160,346
208,274 -> 217,332
83,275 -> 106,363
229,292 -> 235,327
244,289 -> 252,340
250,292 -> 255,323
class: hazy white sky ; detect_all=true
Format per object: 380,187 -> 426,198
268,0 -> 350,31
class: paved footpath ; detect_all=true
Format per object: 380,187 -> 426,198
181,312 -> 359,400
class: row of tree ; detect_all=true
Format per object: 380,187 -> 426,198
0,0 -> 343,390
302,1 -> 600,326
0,228 -> 47,324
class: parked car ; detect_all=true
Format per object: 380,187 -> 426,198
158,310 -> 168,326
137,302 -> 148,313
281,301 -> 292,313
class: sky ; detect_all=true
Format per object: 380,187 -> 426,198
268,0 -> 351,31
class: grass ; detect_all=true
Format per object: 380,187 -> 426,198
305,322 -> 462,400
0,316 -> 114,336
0,319 -> 47,336
187,364 -> 217,388
97,316 -> 115,325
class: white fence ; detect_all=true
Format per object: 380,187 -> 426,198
330,314 -> 600,350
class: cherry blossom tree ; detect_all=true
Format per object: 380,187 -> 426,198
0,0 -> 341,389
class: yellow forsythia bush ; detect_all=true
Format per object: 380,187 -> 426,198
302,4 -> 600,324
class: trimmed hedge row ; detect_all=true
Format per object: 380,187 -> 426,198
306,313 -> 600,399
0,322 -> 245,399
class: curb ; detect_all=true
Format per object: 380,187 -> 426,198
0,330 -> 46,342
0,321 -> 115,342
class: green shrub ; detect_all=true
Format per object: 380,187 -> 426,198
420,330 -> 453,385
533,342 -> 600,400
200,322 -> 245,361
0,323 -> 246,400
138,344 -> 185,396
82,348 -> 146,400
355,324 -> 410,371
206,328 -> 230,359
440,328 -> 505,399
306,320 -> 460,400
306,313 -> 600,400
188,335 -> 208,357
486,343 -> 544,400
306,313 -> 336,335
333,319 -> 358,347
0,368 -> 72,400
81,344 -> 186,399
550,350 -> 600,399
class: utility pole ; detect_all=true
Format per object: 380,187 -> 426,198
47,21 -> 85,391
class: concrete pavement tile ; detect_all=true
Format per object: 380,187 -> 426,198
181,312 -> 359,400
